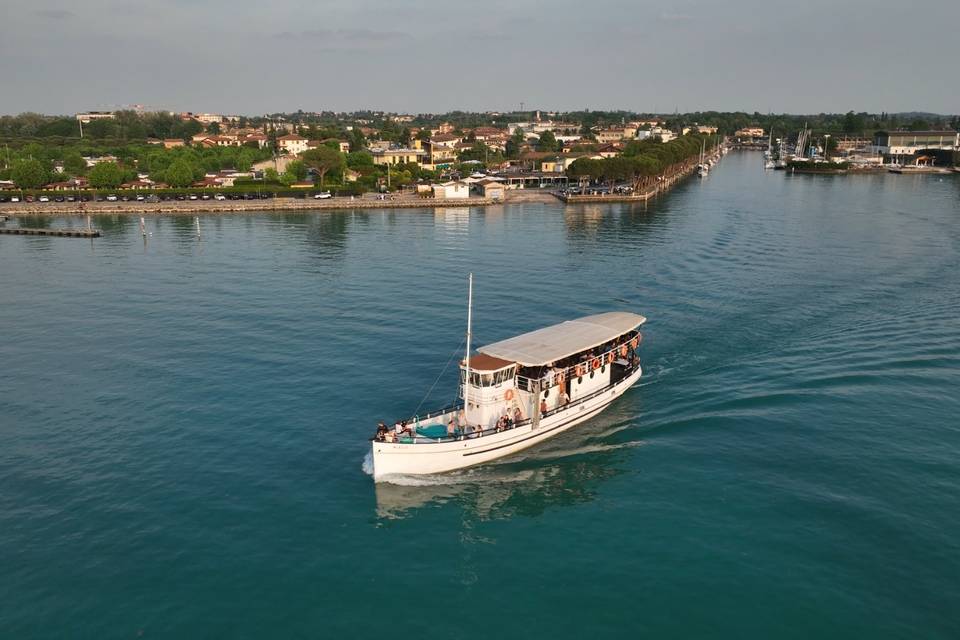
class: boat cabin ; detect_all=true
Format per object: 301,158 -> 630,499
460,312 -> 646,431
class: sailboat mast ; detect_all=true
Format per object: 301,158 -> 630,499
464,273 -> 473,422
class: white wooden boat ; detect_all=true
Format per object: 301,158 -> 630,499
370,276 -> 646,481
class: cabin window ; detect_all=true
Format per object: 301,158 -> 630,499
590,371 -> 595,379
543,389 -> 549,398
601,365 -> 606,373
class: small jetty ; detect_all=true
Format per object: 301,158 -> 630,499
0,227 -> 100,238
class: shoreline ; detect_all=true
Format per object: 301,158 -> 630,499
0,196 -> 496,216
0,154 -> 719,217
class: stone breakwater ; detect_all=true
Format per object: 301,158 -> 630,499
560,152 -> 716,204
0,197 -> 495,216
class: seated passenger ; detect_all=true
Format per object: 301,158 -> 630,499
513,407 -> 522,424
447,418 -> 457,438
375,421 -> 388,441
401,420 -> 413,436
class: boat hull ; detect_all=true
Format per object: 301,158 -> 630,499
371,365 -> 642,480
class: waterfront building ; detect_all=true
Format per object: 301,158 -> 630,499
423,141 -> 458,170
371,147 -> 427,167
432,181 -> 470,199
872,130 -> 959,156
476,179 -> 507,201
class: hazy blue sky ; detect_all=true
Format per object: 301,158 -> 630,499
2,0 -> 958,115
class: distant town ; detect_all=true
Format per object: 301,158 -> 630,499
0,107 -> 958,207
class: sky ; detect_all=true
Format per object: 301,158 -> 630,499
2,0 -> 958,116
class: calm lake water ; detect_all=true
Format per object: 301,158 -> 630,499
2,152 -> 959,638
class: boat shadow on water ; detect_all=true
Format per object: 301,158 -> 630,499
369,412 -> 645,520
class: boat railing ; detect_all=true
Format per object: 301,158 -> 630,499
381,358 -> 643,445
515,332 -> 642,392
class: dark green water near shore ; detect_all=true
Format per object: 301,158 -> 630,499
2,152 -> 959,638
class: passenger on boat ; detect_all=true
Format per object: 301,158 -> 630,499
513,407 -> 522,424
447,418 -> 457,438
559,389 -> 570,406
375,422 -> 388,441
540,398 -> 548,415
394,422 -> 404,437
401,420 -> 414,436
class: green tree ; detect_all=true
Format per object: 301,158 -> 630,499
207,121 -> 221,134
63,151 -> 88,176
264,167 -> 280,183
348,128 -> 366,152
236,148 -> 256,172
11,158 -> 48,189
301,146 -> 345,186
538,130 -> 558,152
88,161 -> 126,188
506,129 -> 525,158
164,158 -> 198,188
286,159 -> 307,181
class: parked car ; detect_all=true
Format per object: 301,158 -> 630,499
54,195 -> 65,202
38,195 -> 50,202
188,194 -> 198,200
11,196 -> 21,202
136,194 -> 145,201
25,195 -> 35,202
106,194 -> 118,201
65,195 -> 76,202
214,193 -> 226,201
201,194 -> 211,200
313,191 -> 332,199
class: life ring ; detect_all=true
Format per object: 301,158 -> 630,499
620,345 -> 628,357
575,364 -> 584,377
630,337 -> 638,349
504,389 -> 514,401
607,352 -> 614,364
591,358 -> 600,370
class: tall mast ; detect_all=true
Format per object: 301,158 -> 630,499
464,273 -> 473,422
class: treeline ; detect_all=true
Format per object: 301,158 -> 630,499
566,134 -> 716,183
1,143 -> 274,189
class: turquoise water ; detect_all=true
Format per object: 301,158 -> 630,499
2,153 -> 959,638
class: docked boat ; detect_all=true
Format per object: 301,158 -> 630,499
370,275 -> 646,481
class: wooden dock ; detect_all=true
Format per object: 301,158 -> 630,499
0,227 -> 100,238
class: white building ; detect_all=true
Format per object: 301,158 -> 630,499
432,181 -> 470,199
277,134 -> 309,155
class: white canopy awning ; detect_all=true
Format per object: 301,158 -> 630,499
477,312 -> 646,366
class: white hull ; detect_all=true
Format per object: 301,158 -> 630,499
371,365 -> 642,481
